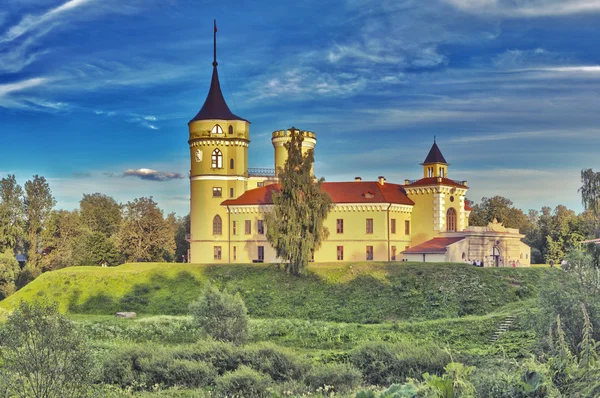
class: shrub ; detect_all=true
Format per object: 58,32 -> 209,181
243,343 -> 308,382
304,363 -> 362,393
350,341 -> 450,386
0,301 -> 94,398
175,340 -> 244,375
215,365 -> 272,397
0,249 -> 19,299
189,282 -> 249,345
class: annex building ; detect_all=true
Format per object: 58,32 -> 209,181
187,34 -> 531,266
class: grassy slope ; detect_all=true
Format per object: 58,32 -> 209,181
0,262 -> 556,322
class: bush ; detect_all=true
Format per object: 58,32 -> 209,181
304,363 -> 362,393
215,365 -> 272,398
243,343 -> 308,382
0,301 -> 94,398
189,282 -> 249,345
350,341 -> 450,386
175,340 -> 244,375
0,249 -> 19,299
101,346 -> 217,390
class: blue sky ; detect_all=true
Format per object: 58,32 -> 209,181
1,0 -> 599,216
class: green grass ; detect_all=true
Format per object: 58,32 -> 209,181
0,262 -> 557,323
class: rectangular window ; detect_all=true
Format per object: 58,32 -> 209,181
257,220 -> 264,235
212,187 -> 222,197
232,221 -> 237,235
366,218 -> 373,234
233,246 -> 237,261
337,246 -> 344,261
336,219 -> 344,234
257,182 -> 265,187
366,246 -> 373,261
245,220 -> 251,235
405,220 -> 410,235
258,246 -> 264,261
391,246 -> 397,261
214,246 -> 222,260
229,188 -> 234,198
391,219 -> 396,234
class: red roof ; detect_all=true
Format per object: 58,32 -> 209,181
402,237 -> 465,254
406,177 -> 467,189
221,181 -> 415,206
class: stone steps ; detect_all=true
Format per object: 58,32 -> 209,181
489,316 -> 516,343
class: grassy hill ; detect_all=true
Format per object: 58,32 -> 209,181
0,262 -> 555,323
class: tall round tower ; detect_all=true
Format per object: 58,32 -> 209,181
188,22 -> 250,263
271,127 -> 317,173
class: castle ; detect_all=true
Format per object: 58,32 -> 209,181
187,28 -> 530,266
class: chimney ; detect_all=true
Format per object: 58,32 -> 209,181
404,179 -> 410,185
355,176 -> 362,182
378,176 -> 386,185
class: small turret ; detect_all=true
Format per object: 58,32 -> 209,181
421,138 -> 449,179
271,127 -> 317,173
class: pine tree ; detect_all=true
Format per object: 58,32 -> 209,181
265,130 -> 333,276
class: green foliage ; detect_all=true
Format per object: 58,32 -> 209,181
0,301 -> 94,398
305,363 -> 362,393
467,196 -> 531,230
117,197 -> 175,262
23,175 -> 56,270
1,263 -> 550,322
0,174 -> 24,253
243,343 -> 308,382
350,341 -> 450,386
80,193 -> 122,236
101,346 -> 216,390
579,168 -> 600,217
265,130 -> 333,276
80,231 -> 120,266
0,248 -> 19,299
174,214 -> 190,262
40,209 -> 87,271
189,282 -> 249,344
356,383 -> 420,398
215,365 -> 272,398
422,362 -> 476,398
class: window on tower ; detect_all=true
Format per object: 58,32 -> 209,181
211,149 -> 223,169
228,125 -> 233,135
230,158 -> 234,169
447,208 -> 457,232
211,124 -> 224,134
213,215 -> 222,235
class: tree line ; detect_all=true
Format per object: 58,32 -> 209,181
467,169 -> 600,264
0,174 -> 190,299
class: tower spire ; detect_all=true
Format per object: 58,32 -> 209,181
213,20 -> 217,67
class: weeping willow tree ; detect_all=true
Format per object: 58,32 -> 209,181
265,130 -> 333,276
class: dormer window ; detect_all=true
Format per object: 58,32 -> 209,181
364,191 -> 374,199
211,124 -> 224,134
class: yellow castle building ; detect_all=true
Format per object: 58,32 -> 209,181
187,30 -> 530,267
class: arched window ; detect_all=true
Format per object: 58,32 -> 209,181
213,215 -> 222,235
440,168 -> 445,178
228,125 -> 233,135
211,149 -> 223,168
446,208 -> 457,232
211,124 -> 223,134
230,158 -> 234,169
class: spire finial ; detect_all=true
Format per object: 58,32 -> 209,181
213,20 -> 218,67
434,135 -> 436,143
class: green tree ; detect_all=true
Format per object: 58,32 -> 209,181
174,214 -> 190,262
117,197 -> 175,262
79,193 -> 122,236
0,174 -> 25,253
39,210 -> 86,271
0,248 -> 19,299
468,196 -> 530,230
189,282 -> 249,345
579,169 -> 600,217
23,175 -> 56,272
265,131 -> 333,276
79,231 -> 120,266
0,301 -> 94,398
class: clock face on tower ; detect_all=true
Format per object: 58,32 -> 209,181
195,149 -> 203,162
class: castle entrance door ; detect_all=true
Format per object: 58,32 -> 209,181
490,246 -> 501,267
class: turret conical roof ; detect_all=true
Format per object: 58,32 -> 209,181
422,141 -> 447,164
189,65 -> 247,123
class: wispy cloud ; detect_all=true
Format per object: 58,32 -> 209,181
0,77 -> 48,97
0,0 -> 94,43
120,168 -> 185,182
443,0 -> 600,17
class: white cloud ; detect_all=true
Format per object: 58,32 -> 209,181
443,0 -> 600,17
0,0 -> 94,43
121,168 -> 184,182
0,77 -> 48,97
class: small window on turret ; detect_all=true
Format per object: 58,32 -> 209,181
211,149 -> 223,168
440,168 -> 445,178
228,125 -> 233,135
230,159 -> 234,169
211,124 -> 224,134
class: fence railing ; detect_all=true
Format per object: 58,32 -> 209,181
248,168 -> 276,177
